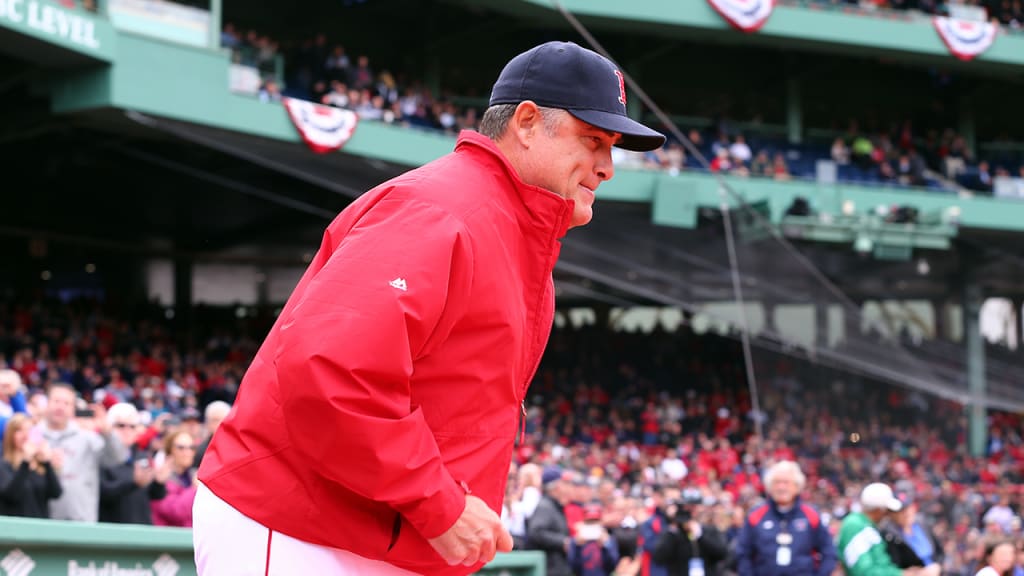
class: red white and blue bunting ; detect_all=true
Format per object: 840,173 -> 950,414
933,17 -> 998,61
707,0 -> 775,33
282,97 -> 359,154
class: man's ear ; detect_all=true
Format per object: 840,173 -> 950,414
510,101 -> 542,148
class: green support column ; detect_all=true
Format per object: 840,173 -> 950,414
208,0 -> 222,51
963,257 -> 987,457
786,75 -> 802,145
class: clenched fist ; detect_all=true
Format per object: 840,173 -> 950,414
427,494 -> 513,567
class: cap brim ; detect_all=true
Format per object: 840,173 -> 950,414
887,499 -> 904,512
568,109 -> 666,152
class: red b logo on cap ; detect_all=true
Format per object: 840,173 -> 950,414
614,70 -> 626,107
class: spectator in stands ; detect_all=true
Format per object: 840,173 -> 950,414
324,45 -> 350,84
651,490 -> 729,576
99,403 -> 170,525
730,135 -> 753,165
772,153 -> 792,181
40,383 -> 126,522
0,369 -> 27,443
945,136 -> 970,179
569,502 -> 620,576
976,161 -> 995,193
258,79 -> 282,103
150,428 -> 198,527
193,400 -> 230,468
641,485 -> 679,576
750,150 -> 772,177
838,482 -> 938,576
321,80 -> 350,108
832,138 -> 852,165
192,39 -> 665,576
507,462 -> 543,549
711,147 -> 733,173
736,460 -> 837,576
881,492 -> 943,572
529,466 -> 574,576
0,413 -> 62,518
977,539 -> 1016,576
896,153 -> 926,187
852,134 -> 875,172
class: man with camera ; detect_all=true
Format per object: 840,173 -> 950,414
736,461 -> 836,576
651,489 -> 728,576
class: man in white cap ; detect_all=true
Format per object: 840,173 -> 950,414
836,483 -> 939,576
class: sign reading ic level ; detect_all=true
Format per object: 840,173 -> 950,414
0,0 -> 102,50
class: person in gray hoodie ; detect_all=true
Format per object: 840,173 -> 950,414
38,383 -> 127,522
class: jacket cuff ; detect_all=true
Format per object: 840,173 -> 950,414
401,477 -> 469,540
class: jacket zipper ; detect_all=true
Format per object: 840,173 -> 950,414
515,400 -> 527,447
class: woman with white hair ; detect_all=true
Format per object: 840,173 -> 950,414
99,402 -> 173,524
736,460 -> 837,576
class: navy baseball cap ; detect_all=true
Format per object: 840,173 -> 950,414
489,41 -> 666,152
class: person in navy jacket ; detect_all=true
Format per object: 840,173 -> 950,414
736,461 -> 836,576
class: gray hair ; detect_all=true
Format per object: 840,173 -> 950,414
107,402 -> 140,427
763,460 -> 806,492
478,104 -> 566,140
205,400 -> 231,422
0,369 -> 22,389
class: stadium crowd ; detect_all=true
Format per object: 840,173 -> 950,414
805,0 -> 1023,29
220,24 -> 1023,196
2,300 -> 1024,575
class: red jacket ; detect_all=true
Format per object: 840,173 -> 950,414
198,131 -> 572,575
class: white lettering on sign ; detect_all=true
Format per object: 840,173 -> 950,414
68,560 -> 157,576
0,0 -> 100,50
0,0 -> 26,23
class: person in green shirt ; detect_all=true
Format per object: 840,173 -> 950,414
836,483 -> 939,576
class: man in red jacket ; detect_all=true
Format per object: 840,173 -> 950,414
192,40 -> 664,576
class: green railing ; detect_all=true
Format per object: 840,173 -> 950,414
0,517 -> 545,576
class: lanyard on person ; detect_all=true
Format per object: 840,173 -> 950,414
776,519 -> 793,567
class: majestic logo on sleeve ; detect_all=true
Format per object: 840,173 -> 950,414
613,70 -> 627,108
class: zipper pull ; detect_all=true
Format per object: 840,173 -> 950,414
516,401 -> 527,446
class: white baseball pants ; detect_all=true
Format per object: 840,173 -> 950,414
192,482 -> 420,575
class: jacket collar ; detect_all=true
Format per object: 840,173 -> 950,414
454,130 -> 572,239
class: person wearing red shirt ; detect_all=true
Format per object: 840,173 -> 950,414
192,41 -> 664,576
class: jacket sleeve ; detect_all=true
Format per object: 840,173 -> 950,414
10,390 -> 27,414
814,517 -> 838,576
277,200 -> 475,541
842,525 -> 903,576
526,500 -> 568,553
0,461 -> 30,502
100,465 -> 136,502
95,431 -> 128,468
640,516 -> 661,555
698,525 -> 729,564
151,481 -> 197,526
42,462 -> 62,500
651,529 -> 682,567
148,480 -> 168,501
603,536 -> 620,572
735,519 -> 756,576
